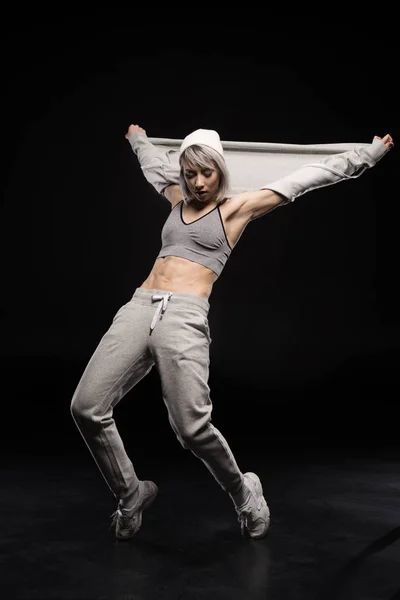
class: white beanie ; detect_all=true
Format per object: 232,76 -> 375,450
179,128 -> 224,158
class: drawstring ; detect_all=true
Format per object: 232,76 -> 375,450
149,292 -> 173,334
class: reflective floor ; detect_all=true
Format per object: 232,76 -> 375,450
2,444 -> 399,600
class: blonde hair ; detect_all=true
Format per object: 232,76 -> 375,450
179,144 -> 230,203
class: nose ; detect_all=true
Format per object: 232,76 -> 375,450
195,175 -> 205,189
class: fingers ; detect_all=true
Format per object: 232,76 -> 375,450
374,133 -> 394,148
383,134 -> 394,147
125,123 -> 146,138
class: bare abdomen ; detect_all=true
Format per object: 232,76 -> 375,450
140,256 -> 217,300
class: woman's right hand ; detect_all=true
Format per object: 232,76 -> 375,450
125,124 -> 146,138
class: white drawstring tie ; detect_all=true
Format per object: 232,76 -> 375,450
149,292 -> 173,334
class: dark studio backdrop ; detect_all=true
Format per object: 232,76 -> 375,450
1,26 -> 399,461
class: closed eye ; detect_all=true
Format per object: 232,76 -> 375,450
185,169 -> 214,178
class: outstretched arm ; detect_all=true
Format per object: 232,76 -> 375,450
238,134 -> 394,221
125,124 -> 182,205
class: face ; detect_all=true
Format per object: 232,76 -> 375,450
183,161 -> 220,203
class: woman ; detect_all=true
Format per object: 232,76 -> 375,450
71,124 -> 393,541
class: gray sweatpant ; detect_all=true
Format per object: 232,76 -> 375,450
70,287 -> 244,506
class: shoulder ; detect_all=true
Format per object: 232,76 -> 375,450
163,184 -> 184,208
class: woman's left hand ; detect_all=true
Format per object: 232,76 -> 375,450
374,134 -> 394,149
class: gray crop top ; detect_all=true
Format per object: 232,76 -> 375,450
157,199 -> 232,277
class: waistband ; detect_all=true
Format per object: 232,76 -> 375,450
133,287 -> 210,315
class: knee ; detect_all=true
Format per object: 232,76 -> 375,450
70,388 -> 97,425
70,391 -> 84,422
170,405 -> 212,449
179,420 -> 210,449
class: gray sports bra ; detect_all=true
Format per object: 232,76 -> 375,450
156,199 -> 232,277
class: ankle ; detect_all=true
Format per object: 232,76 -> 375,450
230,480 -> 251,509
120,483 -> 140,511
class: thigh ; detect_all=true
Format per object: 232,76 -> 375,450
72,299 -> 154,412
150,304 -> 212,430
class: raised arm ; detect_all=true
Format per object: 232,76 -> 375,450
125,124 -> 182,206
238,134 -> 394,221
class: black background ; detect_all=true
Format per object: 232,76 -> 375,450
2,23 -> 399,459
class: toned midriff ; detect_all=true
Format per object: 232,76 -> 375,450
140,256 -> 217,300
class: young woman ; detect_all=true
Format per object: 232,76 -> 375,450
70,124 -> 393,540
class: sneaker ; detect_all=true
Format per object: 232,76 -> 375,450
111,480 -> 158,540
236,472 -> 270,539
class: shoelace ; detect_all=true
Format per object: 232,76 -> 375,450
238,512 -> 247,538
236,489 -> 263,536
109,509 -> 121,530
109,508 -> 138,530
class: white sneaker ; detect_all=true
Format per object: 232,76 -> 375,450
236,472 -> 270,539
111,480 -> 158,540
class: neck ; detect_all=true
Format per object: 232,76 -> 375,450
188,196 -> 222,210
